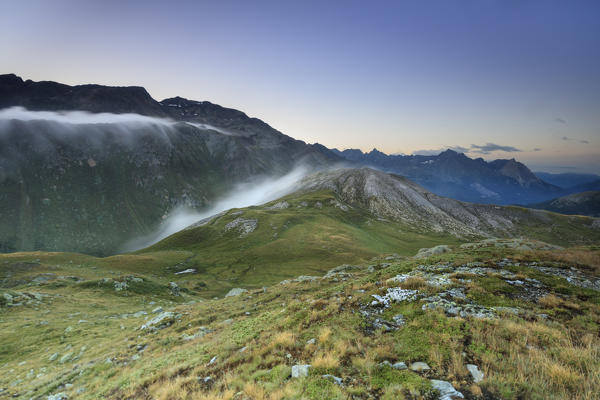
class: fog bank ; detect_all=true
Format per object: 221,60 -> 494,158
122,166 -> 310,251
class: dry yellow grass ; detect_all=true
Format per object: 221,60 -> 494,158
398,276 -> 428,290
272,331 -> 295,348
318,326 -> 332,344
312,351 -> 340,369
539,294 -> 562,308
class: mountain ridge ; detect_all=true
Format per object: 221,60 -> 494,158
331,147 -> 564,204
0,74 -> 342,255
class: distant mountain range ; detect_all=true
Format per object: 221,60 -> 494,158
534,172 -> 600,190
330,148 -> 565,205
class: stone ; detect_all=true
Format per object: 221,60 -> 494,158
267,201 -> 289,209
49,352 -> 59,361
430,379 -> 464,399
47,393 -> 68,400
291,364 -> 311,378
322,374 -> 343,386
114,281 -> 128,291
152,307 -> 163,314
392,361 -> 408,370
306,338 -> 316,345
466,364 -> 484,383
208,356 -> 217,365
140,312 -> 179,330
409,361 -> 431,372
174,269 -> 196,275
169,282 -> 180,296
225,288 -> 248,297
415,245 -> 451,259
225,218 -> 258,236
133,311 -> 148,318
59,352 -> 73,364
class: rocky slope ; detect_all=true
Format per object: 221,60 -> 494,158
294,168 -> 600,241
332,148 -> 564,205
0,74 -> 340,255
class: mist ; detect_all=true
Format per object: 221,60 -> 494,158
0,106 -> 174,126
0,106 -> 237,137
121,165 -> 311,252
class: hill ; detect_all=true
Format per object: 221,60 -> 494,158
139,168 -> 600,295
528,191 -> 600,217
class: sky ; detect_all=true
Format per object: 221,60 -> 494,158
1,0 -> 599,173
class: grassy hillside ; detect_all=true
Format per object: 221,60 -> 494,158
142,190 -> 462,295
1,240 -> 599,399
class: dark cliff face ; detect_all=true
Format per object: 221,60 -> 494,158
332,148 -> 563,205
0,74 -> 341,255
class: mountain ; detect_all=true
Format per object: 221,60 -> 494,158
331,148 -> 564,205
2,166 -> 599,400
0,74 -> 341,255
534,172 -> 600,189
528,191 -> 600,217
566,179 -> 600,193
141,168 -> 599,292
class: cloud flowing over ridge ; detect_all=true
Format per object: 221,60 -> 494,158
122,165 -> 311,252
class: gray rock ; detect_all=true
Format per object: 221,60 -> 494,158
415,245 -> 451,259
306,338 -> 316,345
140,312 -> 179,330
294,275 -> 319,282
47,393 -> 68,400
49,353 -> 59,361
466,364 -> 484,383
169,282 -> 180,296
225,288 -> 248,297
267,201 -> 289,210
322,374 -> 343,386
59,352 -> 73,364
392,361 -> 408,370
409,361 -> 431,372
133,311 -> 148,318
430,379 -> 464,399
174,268 -> 196,275
225,218 -> 258,237
152,307 -> 163,314
291,364 -> 311,378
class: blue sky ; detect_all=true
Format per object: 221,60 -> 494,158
1,0 -> 599,173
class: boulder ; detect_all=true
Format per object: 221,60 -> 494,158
140,311 -> 179,330
225,288 -> 248,297
409,361 -> 431,372
430,379 -> 464,399
291,364 -> 311,378
466,364 -> 484,383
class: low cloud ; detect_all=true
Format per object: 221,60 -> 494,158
121,165 -> 310,252
562,136 -> 572,141
554,118 -> 567,124
469,143 -> 521,154
533,148 -> 542,152
580,140 -> 590,144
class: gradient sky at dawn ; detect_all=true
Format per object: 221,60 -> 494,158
1,0 -> 599,173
